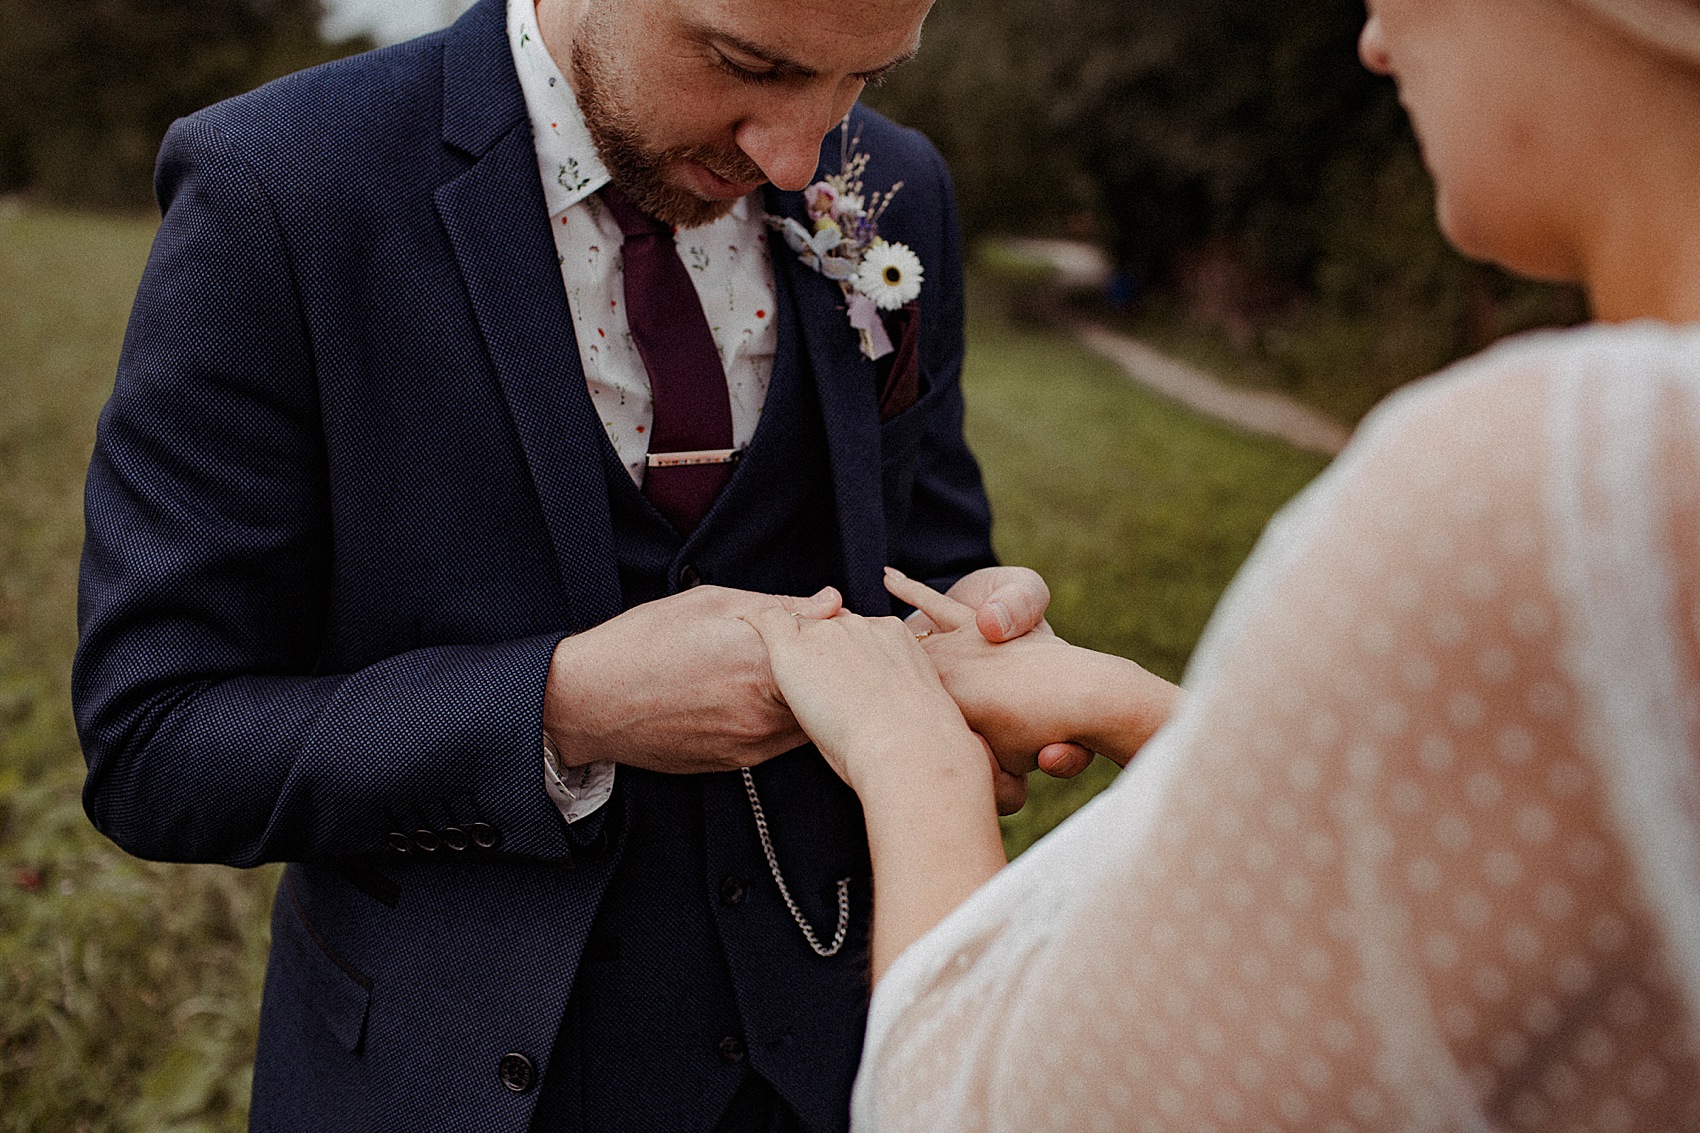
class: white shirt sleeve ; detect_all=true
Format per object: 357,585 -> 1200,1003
543,751 -> 616,824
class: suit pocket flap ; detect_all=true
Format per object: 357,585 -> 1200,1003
278,872 -> 373,1053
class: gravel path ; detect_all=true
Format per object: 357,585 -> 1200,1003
1071,321 -> 1351,458
996,237 -> 1351,458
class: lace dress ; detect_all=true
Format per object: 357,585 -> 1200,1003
854,323 -> 1700,1131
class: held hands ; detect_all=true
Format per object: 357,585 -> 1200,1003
747,567 -> 1182,812
891,567 -> 1095,783
543,583 -> 843,775
542,567 -> 1176,813
742,607 -> 989,800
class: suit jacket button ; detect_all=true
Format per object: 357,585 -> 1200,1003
717,1036 -> 746,1064
719,875 -> 746,906
442,826 -> 469,851
386,832 -> 412,854
678,563 -> 703,589
412,828 -> 440,852
469,823 -> 500,850
497,1052 -> 536,1093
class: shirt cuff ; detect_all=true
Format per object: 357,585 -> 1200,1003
543,752 -> 616,823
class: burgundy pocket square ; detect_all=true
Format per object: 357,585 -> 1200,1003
876,301 -> 922,424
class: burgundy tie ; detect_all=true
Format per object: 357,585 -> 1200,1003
600,184 -> 737,535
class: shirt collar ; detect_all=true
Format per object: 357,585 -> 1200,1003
505,0 -> 755,225
507,0 -> 609,215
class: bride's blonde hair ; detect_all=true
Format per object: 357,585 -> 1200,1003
1567,0 -> 1700,66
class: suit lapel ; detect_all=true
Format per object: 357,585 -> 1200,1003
763,186 -> 890,615
434,0 -> 622,631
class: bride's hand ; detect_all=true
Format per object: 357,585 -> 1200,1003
743,607 -> 988,800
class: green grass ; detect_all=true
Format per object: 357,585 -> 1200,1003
0,207 -> 279,1133
962,284 -> 1330,852
0,207 -> 1327,1125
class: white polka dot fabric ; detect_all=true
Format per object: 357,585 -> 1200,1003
854,323 -> 1700,1131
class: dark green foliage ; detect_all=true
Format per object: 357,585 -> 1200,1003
0,207 -> 280,1132
863,0 -> 1097,239
871,0 -> 1402,282
0,0 -> 371,209
868,0 -> 1586,422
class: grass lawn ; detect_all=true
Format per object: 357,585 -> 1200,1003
0,207 -> 1327,1128
966,292 -> 1331,852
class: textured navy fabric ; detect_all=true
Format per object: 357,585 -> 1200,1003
71,0 -> 994,1129
525,273 -> 870,1133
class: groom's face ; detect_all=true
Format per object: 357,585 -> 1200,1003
548,0 -> 931,228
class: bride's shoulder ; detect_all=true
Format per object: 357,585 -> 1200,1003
1365,321 -> 1700,437
1339,321 -> 1700,487
1243,321 -> 1700,599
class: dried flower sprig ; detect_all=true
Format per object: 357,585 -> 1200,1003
769,119 -> 923,360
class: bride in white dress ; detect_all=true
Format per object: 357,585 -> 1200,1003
746,0 -> 1700,1128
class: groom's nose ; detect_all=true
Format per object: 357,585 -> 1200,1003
735,84 -> 862,192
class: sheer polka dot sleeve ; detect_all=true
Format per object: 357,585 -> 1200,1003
854,325 -> 1700,1132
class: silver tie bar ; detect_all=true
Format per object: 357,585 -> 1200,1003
647,448 -> 743,469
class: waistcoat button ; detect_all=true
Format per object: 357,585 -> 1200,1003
497,1052 -> 537,1093
678,563 -> 703,588
717,1036 -> 747,1064
719,875 -> 746,906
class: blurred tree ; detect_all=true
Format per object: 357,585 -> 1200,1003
863,0 -> 1097,240
0,0 -> 370,209
873,0 -> 1404,290
866,0 -> 1584,419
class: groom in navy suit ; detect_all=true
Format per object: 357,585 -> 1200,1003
73,0 -> 1060,1129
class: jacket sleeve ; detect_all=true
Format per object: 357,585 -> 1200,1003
73,115 -> 576,869
889,137 -> 998,592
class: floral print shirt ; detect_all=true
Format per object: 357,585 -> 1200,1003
508,0 -> 778,488
507,0 -> 779,824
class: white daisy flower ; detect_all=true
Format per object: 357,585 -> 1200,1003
854,240 -> 923,310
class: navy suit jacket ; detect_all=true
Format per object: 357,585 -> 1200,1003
72,0 -> 994,1128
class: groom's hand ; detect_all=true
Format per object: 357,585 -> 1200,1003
904,565 -> 1053,645
543,585 -> 842,775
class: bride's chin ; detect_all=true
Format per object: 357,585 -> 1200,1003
1435,190 -> 1580,287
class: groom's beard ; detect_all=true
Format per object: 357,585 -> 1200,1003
572,32 -> 768,229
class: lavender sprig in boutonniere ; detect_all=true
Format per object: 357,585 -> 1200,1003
768,121 -> 923,361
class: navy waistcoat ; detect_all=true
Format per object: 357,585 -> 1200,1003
532,252 -> 873,1133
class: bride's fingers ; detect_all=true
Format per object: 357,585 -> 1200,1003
993,766 -> 1028,816
884,567 -> 975,631
743,604 -> 806,651
772,586 -> 842,620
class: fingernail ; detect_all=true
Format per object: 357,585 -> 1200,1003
987,601 -> 1014,638
811,586 -> 834,600
884,566 -> 906,580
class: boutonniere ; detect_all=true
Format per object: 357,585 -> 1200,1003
768,122 -> 923,361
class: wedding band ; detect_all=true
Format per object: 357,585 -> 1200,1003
914,630 -> 933,640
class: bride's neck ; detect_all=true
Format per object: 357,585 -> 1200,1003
1583,200 -> 1700,326
1575,65 -> 1700,325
